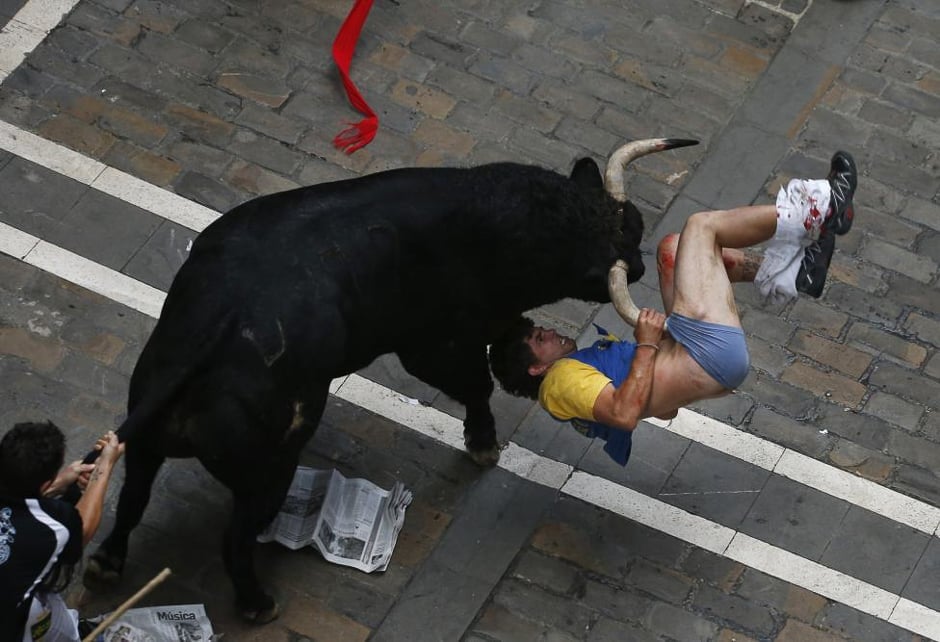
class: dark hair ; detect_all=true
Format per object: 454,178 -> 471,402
488,317 -> 544,400
0,421 -> 66,497
1,422 -> 76,593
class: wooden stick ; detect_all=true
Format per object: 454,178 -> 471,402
82,568 -> 172,642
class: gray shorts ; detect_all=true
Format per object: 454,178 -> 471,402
667,313 -> 750,389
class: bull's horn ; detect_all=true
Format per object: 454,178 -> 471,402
604,138 -> 699,202
608,260 -> 640,327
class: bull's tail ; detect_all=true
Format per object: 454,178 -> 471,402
79,311 -> 236,466
604,138 -> 698,202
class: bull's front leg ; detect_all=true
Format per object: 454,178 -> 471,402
398,343 -> 500,466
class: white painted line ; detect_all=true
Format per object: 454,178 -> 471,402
94,167 -> 219,233
0,120 -> 105,184
0,221 -> 40,259
333,374 -> 466,452
24,243 -> 166,319
3,235 -> 940,639
891,598 -> 940,641
12,0 -> 82,33
649,408 -> 785,470
563,470 -> 735,554
0,19 -> 46,80
725,532 -> 899,619
0,0 -> 81,79
775,449 -> 940,535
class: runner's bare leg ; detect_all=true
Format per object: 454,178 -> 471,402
669,205 -> 778,327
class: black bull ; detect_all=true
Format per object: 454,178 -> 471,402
80,138 -> 696,621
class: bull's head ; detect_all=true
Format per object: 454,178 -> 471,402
566,138 -> 697,306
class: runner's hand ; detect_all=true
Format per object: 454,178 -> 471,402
95,431 -> 125,466
633,308 -> 666,345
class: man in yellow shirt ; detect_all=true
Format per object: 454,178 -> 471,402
489,151 -> 857,464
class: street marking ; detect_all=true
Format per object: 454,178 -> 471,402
725,532 -> 898,620
1,224 -> 166,318
2,236 -> 940,639
0,0 -> 82,80
650,411 -> 940,536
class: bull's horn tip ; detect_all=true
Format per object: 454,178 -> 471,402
662,138 -> 699,149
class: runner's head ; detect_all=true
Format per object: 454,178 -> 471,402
0,421 -> 66,496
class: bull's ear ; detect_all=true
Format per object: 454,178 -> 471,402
570,158 -> 603,190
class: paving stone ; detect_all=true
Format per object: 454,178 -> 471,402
747,338 -> 793,377
0,326 -> 67,372
746,405 -> 827,456
819,505 -> 931,593
625,559 -> 694,604
846,322 -> 928,368
900,535 -> 940,611
579,577 -> 653,623
775,618 -> 849,642
46,188 -> 163,272
471,603 -> 579,642
780,361 -> 867,409
586,617 -> 659,642
869,361 -> 940,408
122,219 -> 197,291
173,171 -> 238,212
788,330 -> 872,379
681,549 -> 746,592
102,140 -> 181,187
692,584 -> 777,637
510,550 -> 579,595
862,391 -> 924,432
787,299 -> 848,339
817,601 -> 923,642
493,578 -> 595,636
886,428 -> 940,472
816,404 -> 890,452
579,421 -> 688,496
278,595 -> 371,642
690,392 -> 755,427
0,156 -> 88,234
827,439 -> 894,482
735,569 -> 827,623
657,442 -> 769,528
642,601 -> 719,642
739,475 -> 850,561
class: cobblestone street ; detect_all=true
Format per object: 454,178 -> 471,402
2,0 -> 940,640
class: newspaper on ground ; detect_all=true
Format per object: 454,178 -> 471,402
86,604 -> 215,642
257,467 -> 413,573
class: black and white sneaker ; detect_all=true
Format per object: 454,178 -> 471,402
796,230 -> 836,298
825,151 -> 857,235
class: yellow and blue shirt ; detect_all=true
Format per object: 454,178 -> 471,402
539,326 -> 637,465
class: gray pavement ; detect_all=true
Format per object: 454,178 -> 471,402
2,0 -> 940,640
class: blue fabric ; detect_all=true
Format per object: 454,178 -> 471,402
565,325 -> 637,466
666,313 -> 750,389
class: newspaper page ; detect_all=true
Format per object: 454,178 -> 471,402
258,467 -> 413,573
90,604 -> 215,642
256,467 -> 332,550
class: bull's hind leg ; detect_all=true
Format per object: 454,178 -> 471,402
84,442 -> 165,590
212,386 -> 328,623
224,455 -> 299,624
398,344 -> 500,466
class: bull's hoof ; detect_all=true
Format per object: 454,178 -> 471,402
238,595 -> 280,624
83,550 -> 124,591
468,444 -> 501,467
